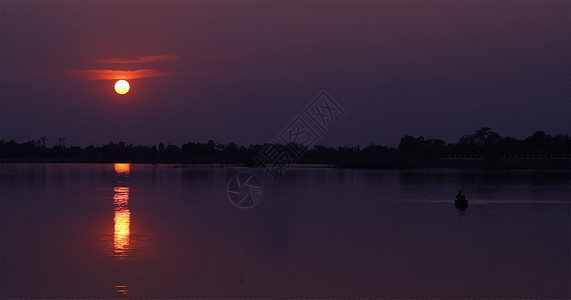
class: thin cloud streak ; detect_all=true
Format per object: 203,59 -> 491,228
96,55 -> 179,64
49,69 -> 180,80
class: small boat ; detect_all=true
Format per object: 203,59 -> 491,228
454,198 -> 469,208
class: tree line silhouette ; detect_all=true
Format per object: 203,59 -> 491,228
1,127 -> 569,168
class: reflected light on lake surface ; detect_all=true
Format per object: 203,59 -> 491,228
114,163 -> 130,175
113,187 -> 130,255
1,165 -> 569,298
116,285 -> 129,295
113,164 -> 131,259
113,187 -> 130,206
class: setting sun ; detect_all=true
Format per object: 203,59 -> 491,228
114,80 -> 130,95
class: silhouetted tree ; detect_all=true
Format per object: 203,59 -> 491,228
1,128 -> 568,166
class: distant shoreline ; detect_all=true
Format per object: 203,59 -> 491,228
1,159 -> 569,170
2,128 -> 569,170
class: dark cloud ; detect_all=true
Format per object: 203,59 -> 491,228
95,55 -> 178,64
47,69 -> 180,80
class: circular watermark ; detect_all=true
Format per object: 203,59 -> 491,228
227,172 -> 264,209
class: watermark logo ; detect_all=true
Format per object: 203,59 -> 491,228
226,90 -> 344,208
226,173 -> 264,209
303,90 -> 345,131
254,90 -> 345,182
278,116 -> 320,157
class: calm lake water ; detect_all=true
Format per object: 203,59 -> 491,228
1,163 -> 569,298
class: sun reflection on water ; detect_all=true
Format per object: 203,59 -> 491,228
113,164 -> 131,259
113,188 -> 130,255
116,285 -> 129,295
114,163 -> 130,175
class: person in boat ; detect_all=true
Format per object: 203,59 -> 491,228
456,190 -> 465,201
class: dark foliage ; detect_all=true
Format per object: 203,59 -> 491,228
1,128 -> 569,168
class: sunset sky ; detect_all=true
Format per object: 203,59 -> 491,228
1,1 -> 569,147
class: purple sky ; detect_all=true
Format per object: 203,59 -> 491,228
1,1 -> 569,147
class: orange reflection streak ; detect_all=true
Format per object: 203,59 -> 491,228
116,285 -> 129,295
113,187 -> 130,205
114,163 -> 130,175
113,186 -> 130,256
114,209 -> 130,253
